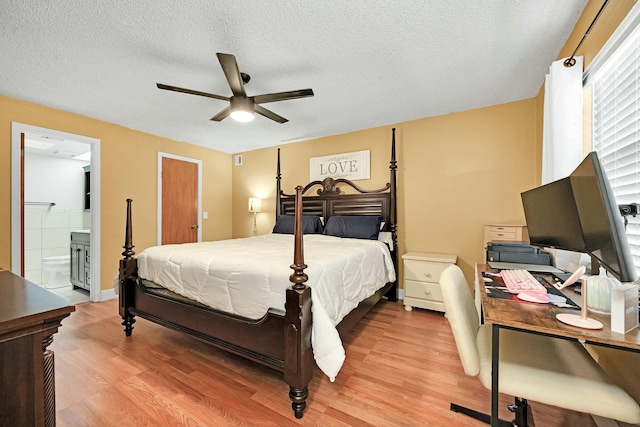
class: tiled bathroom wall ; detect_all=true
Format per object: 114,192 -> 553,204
24,207 -> 91,286
24,150 -> 90,286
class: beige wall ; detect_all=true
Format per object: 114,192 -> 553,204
232,98 -> 539,283
0,94 -> 232,292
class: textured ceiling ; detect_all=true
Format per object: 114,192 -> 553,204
1,1 -> 588,154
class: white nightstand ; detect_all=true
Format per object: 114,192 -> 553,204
403,252 -> 457,312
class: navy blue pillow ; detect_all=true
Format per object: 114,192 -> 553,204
323,215 -> 383,240
272,215 -> 324,234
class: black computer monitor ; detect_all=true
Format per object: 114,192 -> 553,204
521,152 -> 637,283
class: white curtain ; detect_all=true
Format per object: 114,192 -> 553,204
542,56 -> 587,271
541,56 -> 584,184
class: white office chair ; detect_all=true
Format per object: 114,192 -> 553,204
440,264 -> 640,426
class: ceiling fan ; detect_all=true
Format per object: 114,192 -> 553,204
156,52 -> 314,124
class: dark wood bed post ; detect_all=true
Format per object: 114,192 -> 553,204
119,198 -> 137,336
386,128 -> 399,301
390,128 -> 397,247
276,148 -> 282,218
284,186 -> 313,419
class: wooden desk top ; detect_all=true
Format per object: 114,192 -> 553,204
0,270 -> 75,337
477,264 -> 640,352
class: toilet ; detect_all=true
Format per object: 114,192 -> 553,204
42,255 -> 71,289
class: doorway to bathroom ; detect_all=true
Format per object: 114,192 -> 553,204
11,122 -> 101,303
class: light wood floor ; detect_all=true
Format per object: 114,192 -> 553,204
51,299 -> 599,426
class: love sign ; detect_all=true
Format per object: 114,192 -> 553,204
310,150 -> 370,181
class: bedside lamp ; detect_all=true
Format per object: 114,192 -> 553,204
248,197 -> 262,234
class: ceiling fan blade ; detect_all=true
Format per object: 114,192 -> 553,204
216,53 -> 246,97
255,105 -> 288,124
210,106 -> 232,121
157,83 -> 229,101
253,89 -> 314,105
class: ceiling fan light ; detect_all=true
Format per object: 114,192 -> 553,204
231,110 -> 255,122
230,96 -> 255,122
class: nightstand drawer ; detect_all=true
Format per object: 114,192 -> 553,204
404,259 -> 450,283
486,229 -> 517,241
404,279 -> 443,302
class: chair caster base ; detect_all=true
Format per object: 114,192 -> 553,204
508,397 -> 534,427
450,403 -> 513,427
451,397 -> 534,427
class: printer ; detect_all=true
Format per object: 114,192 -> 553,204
486,241 -> 552,265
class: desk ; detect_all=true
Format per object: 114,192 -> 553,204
0,269 -> 75,426
475,264 -> 640,427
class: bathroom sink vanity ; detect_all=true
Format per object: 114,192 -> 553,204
70,231 -> 90,290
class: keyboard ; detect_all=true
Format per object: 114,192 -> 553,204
500,269 -> 547,294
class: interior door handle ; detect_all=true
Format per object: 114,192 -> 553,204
191,225 -> 198,229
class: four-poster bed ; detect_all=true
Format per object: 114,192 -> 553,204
118,129 -> 398,418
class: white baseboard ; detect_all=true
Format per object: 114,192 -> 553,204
100,288 -> 117,301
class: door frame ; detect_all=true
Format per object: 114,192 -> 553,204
11,122 -> 102,301
157,152 -> 202,245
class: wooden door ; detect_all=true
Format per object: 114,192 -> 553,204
20,133 -> 25,276
161,157 -> 199,244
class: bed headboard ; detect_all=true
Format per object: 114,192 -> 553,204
275,128 -> 398,261
278,180 -> 392,228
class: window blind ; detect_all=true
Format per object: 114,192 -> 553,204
590,17 -> 640,275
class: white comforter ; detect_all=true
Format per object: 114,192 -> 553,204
137,233 -> 396,380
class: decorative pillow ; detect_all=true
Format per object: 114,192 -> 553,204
323,215 -> 383,240
272,215 -> 324,234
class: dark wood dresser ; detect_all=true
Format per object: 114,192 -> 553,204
0,269 -> 75,426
